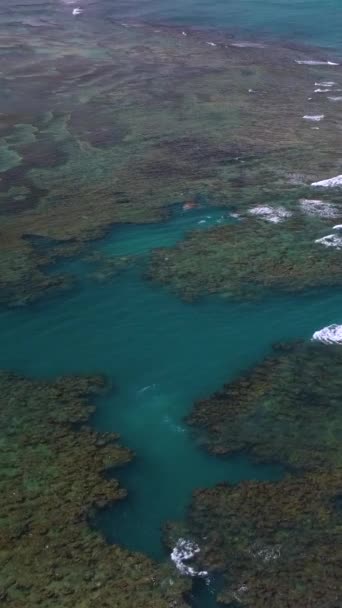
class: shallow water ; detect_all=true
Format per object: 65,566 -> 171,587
92,0 -> 342,50
2,0 -> 342,51
2,212 -> 342,567
2,0 -> 342,604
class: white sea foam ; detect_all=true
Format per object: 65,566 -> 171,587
250,544 -> 281,562
182,31 -> 187,36
137,383 -> 157,394
315,234 -> 342,249
171,539 -> 209,578
315,81 -> 336,87
72,7 -> 82,15
230,41 -> 266,48
328,96 -> 342,101
295,59 -> 339,66
314,88 -> 331,93
206,42 -> 217,47
333,224 -> 342,230
312,324 -> 342,344
299,199 -> 339,218
303,114 -> 324,122
312,175 -> 342,188
248,206 -> 292,223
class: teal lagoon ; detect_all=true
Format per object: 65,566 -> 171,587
2,209 -> 342,571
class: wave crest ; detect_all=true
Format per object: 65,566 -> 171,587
312,324 -> 342,344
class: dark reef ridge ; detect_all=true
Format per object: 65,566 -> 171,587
0,371 -> 190,607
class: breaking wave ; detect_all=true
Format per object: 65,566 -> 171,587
314,234 -> 342,249
312,324 -> 342,344
299,199 -> 339,218
312,175 -> 342,188
171,538 -> 209,579
248,206 -> 291,223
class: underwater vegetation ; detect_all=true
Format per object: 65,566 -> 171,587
166,469 -> 342,607
2,5 -> 342,607
0,371 -> 190,607
163,339 -> 342,605
1,17 -> 342,305
188,340 -> 342,469
148,217 -> 342,301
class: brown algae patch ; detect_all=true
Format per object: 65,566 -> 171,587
0,371 -> 190,607
1,21 -> 342,304
164,337 -> 342,605
165,470 -> 342,607
147,218 -> 342,301
187,341 -> 342,469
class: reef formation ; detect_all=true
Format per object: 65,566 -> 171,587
148,217 -> 342,301
0,371 -> 190,607
1,14 -> 342,305
188,340 -> 342,469
166,340 -> 342,605
166,470 -> 342,607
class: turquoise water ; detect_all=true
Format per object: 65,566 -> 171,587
3,1 -> 341,51
2,211 -> 342,570
99,205 -> 236,257
3,0 -> 342,604
103,0 -> 342,50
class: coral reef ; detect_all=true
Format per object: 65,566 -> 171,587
1,16 -> 342,304
176,340 -> 342,603
148,218 -> 342,301
165,470 -> 342,607
187,341 -> 342,469
0,371 -> 190,607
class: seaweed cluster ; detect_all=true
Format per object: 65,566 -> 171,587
188,341 -> 342,469
148,217 -> 342,301
167,470 -> 342,607
1,16 -> 342,305
169,340 -> 342,605
0,371 -> 190,607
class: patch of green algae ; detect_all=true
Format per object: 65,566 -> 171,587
1,19 -> 342,305
166,470 -> 342,607
148,218 -> 342,301
0,371 -> 190,607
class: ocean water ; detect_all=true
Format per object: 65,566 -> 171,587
2,0 -> 341,50
2,1 -> 342,605
2,211 -> 342,561
99,0 -> 342,50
